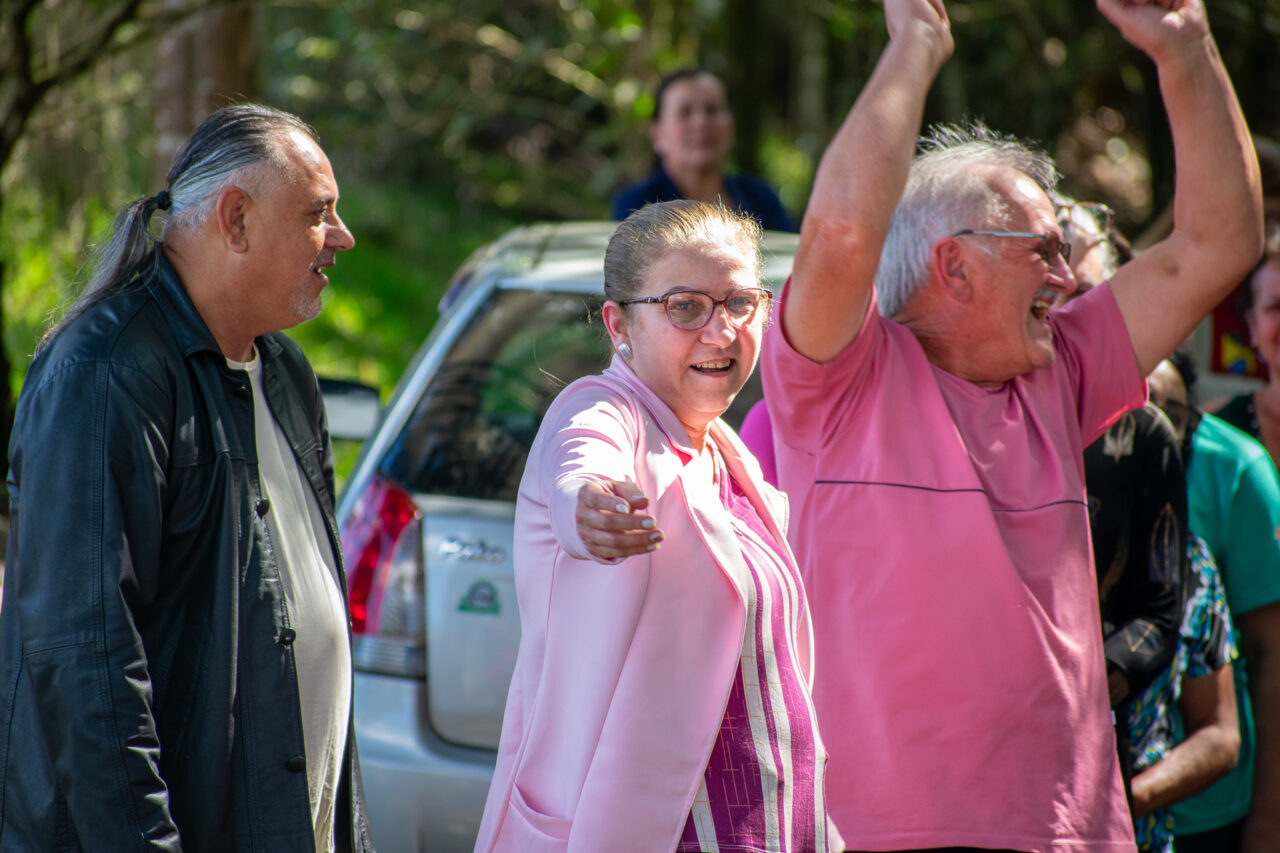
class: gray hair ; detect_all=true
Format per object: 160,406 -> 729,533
43,103 -> 318,349
604,199 -> 763,305
875,121 -> 1060,318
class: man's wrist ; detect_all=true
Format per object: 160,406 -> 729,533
1149,28 -> 1218,76
890,19 -> 952,70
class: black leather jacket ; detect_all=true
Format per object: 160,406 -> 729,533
0,252 -> 373,851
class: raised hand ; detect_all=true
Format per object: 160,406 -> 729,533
1096,0 -> 1210,64
884,0 -> 953,61
575,479 -> 664,561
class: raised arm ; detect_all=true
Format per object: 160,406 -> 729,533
782,0 -> 952,363
1102,0 -> 1263,377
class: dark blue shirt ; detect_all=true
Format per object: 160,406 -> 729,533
613,164 -> 797,232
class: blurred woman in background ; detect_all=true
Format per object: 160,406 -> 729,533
613,69 -> 796,232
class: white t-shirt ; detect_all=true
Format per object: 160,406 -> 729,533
230,349 -> 351,853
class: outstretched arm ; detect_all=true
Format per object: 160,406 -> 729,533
782,0 -> 952,364
574,479 -> 662,561
1102,0 -> 1263,376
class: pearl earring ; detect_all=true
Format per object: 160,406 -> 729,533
617,342 -> 633,360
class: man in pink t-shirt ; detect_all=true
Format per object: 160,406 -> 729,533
759,1 -> 1263,851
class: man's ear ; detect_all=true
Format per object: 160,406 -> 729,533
215,186 -> 252,253
931,237 -> 973,302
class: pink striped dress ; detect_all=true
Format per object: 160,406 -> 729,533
677,441 -> 829,853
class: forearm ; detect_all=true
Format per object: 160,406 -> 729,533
786,4 -> 951,362
805,26 -> 950,231
24,638 -> 180,845
1131,666 -> 1239,817
11,365 -> 180,845
1243,647 -> 1280,851
1103,0 -> 1263,374
1158,33 -> 1261,276
1131,724 -> 1239,816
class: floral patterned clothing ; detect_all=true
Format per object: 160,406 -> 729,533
1128,535 -> 1236,851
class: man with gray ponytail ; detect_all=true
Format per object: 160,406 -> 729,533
0,104 -> 373,851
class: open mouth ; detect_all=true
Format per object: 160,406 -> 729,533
312,253 -> 336,277
690,358 -> 733,375
1030,291 -> 1055,322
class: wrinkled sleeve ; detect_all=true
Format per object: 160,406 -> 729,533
1052,283 -> 1147,445
540,391 -> 641,564
11,359 -> 180,849
761,280 -> 881,454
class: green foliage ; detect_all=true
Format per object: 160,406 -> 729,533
5,0 -> 1280,416
0,167 -> 128,396
282,178 -> 518,397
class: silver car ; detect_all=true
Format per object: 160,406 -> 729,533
336,222 -> 799,852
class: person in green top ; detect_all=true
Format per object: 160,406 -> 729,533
1150,350 -> 1280,853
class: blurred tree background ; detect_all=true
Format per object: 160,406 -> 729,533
3,0 -> 1279,433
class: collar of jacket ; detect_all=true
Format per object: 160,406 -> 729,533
145,250 -> 285,364
602,353 -> 709,464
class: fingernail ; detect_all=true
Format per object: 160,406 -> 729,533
650,532 -> 663,542
646,543 -> 659,551
615,502 -> 629,513
641,518 -> 655,529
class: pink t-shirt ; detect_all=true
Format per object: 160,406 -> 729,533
760,282 -> 1143,852
740,399 -> 778,487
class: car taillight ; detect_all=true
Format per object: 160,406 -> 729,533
341,473 -> 426,677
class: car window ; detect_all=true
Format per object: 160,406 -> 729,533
381,288 -> 610,502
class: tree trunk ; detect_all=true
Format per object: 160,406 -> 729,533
154,0 -> 258,187
791,9 -> 827,168
724,0 -> 763,175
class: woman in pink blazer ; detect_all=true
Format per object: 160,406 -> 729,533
474,200 -> 835,853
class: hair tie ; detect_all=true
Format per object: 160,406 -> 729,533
154,190 -> 171,211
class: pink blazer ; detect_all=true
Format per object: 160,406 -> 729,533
473,357 -> 815,853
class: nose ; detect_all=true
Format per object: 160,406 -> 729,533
699,303 -> 738,344
1049,254 -> 1077,295
328,212 -> 355,251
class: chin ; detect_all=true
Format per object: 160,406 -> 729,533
290,298 -> 323,325
1028,348 -> 1057,373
